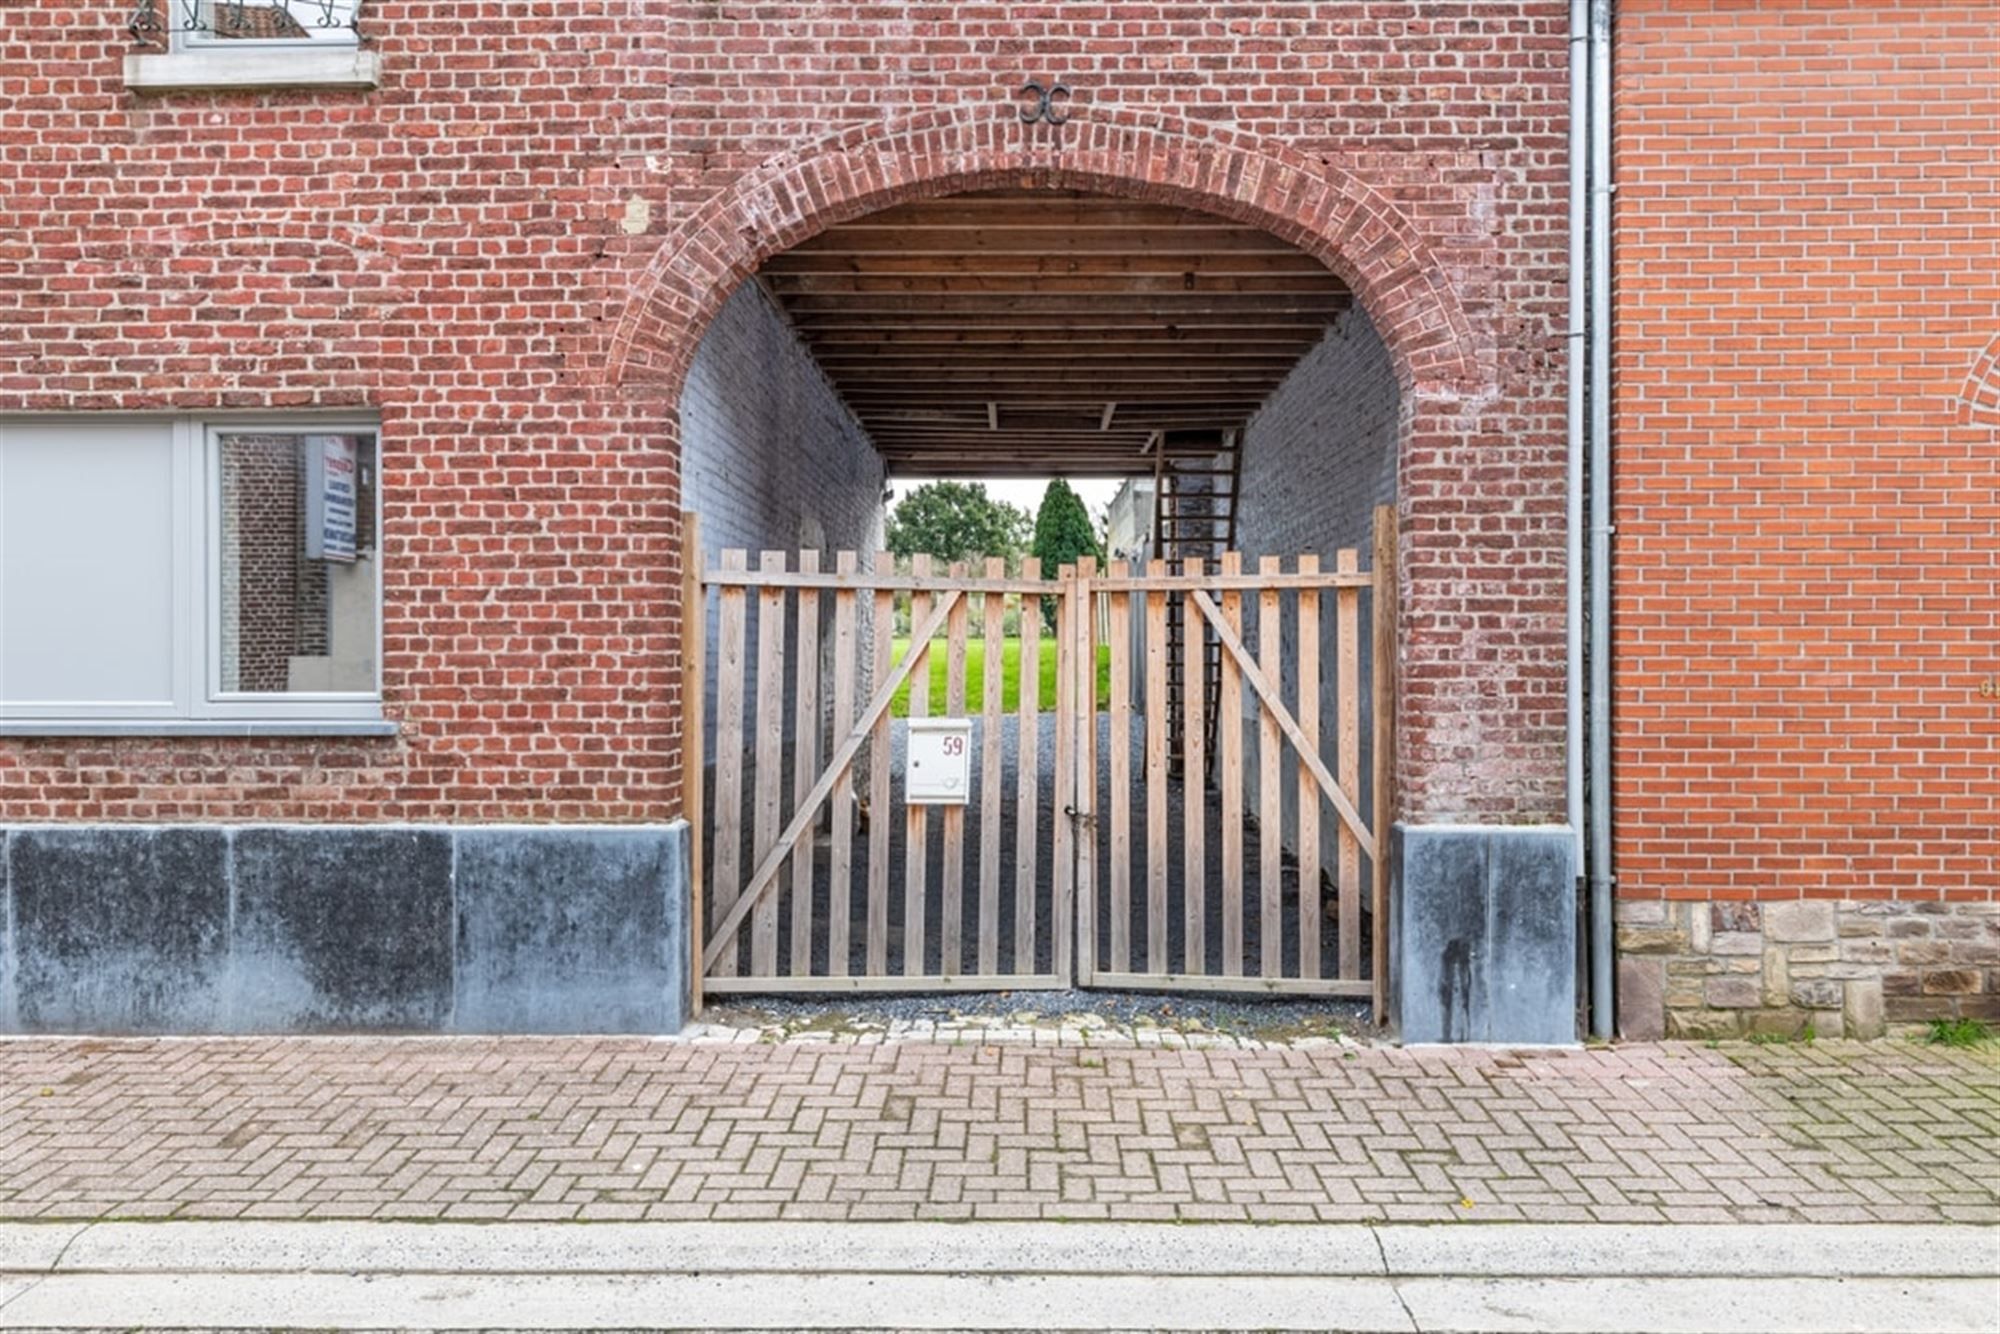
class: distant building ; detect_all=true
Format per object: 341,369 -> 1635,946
1103,477 -> 1155,563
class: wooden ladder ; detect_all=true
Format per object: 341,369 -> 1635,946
1150,428 -> 1241,782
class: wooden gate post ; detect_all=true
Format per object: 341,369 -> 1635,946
681,513 -> 705,1018
1370,504 -> 1399,1025
1073,556 -> 1099,985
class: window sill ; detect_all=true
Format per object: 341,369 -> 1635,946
0,720 -> 398,739
124,47 -> 381,93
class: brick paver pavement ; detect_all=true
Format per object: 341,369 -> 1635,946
0,1036 -> 1992,1225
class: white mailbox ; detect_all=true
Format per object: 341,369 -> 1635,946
906,717 -> 973,805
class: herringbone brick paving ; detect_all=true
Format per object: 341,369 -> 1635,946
0,1037 -> 1992,1224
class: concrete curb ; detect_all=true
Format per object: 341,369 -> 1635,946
0,1221 -> 1991,1278
0,1222 -> 1989,1331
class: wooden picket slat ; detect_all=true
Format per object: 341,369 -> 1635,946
1296,553 -> 1321,981
790,549 -> 821,977
1181,556 -> 1207,975
682,515 -> 706,1014
827,551 -> 858,977
752,550 -> 787,977
711,548 -> 748,979
1076,556 -> 1100,985
979,558 -> 1005,976
904,553 -> 933,976
1015,560 -> 1042,975
940,561 -> 969,976
1336,547 -> 1362,982
1218,551 -> 1244,977
1372,506 -> 1399,1023
868,551 -> 895,977
1107,564 -> 1132,974
1051,562 -> 1075,983
1144,558 -> 1169,974
1257,556 -> 1283,979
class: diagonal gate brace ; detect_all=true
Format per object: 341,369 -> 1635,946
702,590 -> 964,970
1189,587 -> 1376,861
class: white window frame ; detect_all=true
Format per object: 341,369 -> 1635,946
0,415 -> 387,736
177,0 -> 360,51
200,419 -> 383,725
127,0 -> 380,93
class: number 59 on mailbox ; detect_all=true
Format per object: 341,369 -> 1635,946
905,717 -> 973,805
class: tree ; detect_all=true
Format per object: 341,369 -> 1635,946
885,482 -> 1031,565
1029,479 -> 1104,629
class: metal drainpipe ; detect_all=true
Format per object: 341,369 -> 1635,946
1566,0 -> 1588,1024
1587,0 -> 1616,1041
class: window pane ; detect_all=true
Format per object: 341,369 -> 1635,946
199,1 -> 359,42
0,421 -> 178,708
217,433 -> 376,696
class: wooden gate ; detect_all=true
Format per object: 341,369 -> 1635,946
687,521 -> 1078,998
685,507 -> 1395,1012
1071,506 -> 1396,1010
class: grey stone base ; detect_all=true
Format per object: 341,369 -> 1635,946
0,823 -> 689,1035
1392,823 -> 1578,1044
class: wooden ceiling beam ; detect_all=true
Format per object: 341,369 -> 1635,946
882,444 -> 1158,460
797,328 -> 1330,346
783,227 -> 1310,257
871,435 -> 1156,449
864,419 -> 1251,434
778,291 -> 1349,309
817,201 -> 1269,232
885,465 -> 1161,479
761,274 -> 1345,296
835,378 -> 1287,396
812,348 -> 1312,362
804,360 -> 1304,380
783,304 -> 1348,324
878,450 -> 1215,463
764,257 -> 1329,280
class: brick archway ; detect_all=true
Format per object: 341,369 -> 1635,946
605,105 -> 1482,406
621,104 -> 1562,829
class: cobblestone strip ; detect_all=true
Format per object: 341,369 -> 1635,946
0,1038 -> 1990,1224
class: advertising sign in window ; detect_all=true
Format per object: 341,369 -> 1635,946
304,434 -> 358,563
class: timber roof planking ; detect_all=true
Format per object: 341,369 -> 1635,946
754,189 -> 1348,476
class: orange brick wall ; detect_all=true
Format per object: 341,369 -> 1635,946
1613,1 -> 2000,909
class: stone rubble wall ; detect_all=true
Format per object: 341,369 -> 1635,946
1617,898 -> 2000,1040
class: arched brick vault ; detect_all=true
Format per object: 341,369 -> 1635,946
605,106 -> 1481,400
607,106 -> 1565,826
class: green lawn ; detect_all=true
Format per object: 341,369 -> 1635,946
889,636 -> 1112,718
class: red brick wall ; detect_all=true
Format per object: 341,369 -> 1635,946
1613,2 -> 2000,907
2,2 -> 1572,825
616,2 -> 1577,825
0,3 -> 679,821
